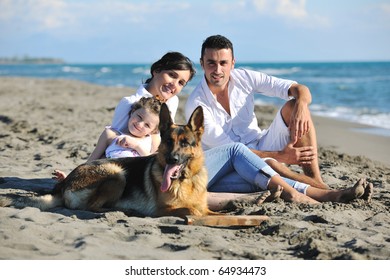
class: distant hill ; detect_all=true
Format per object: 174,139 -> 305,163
0,56 -> 65,64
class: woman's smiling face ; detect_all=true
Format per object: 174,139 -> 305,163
146,69 -> 191,102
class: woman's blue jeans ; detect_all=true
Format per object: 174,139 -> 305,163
204,143 -> 298,193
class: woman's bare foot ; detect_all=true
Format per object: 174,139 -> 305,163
266,158 -> 329,190
52,170 -> 67,182
275,184 -> 320,204
265,185 -> 283,202
283,191 -> 320,204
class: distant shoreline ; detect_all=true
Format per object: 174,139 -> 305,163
0,57 -> 65,64
2,60 -> 389,65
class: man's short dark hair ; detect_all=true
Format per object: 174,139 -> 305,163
201,35 -> 234,60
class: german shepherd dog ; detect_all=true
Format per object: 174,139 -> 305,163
0,103 -> 212,218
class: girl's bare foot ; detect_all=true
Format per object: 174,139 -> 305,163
207,191 -> 273,211
238,191 -> 272,205
52,170 -> 67,182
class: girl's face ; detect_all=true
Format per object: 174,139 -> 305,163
127,108 -> 159,138
146,69 -> 191,102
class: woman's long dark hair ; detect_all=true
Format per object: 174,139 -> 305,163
145,52 -> 196,84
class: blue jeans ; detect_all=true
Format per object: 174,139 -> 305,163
204,143 -> 298,193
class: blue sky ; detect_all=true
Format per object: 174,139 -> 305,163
0,0 -> 389,63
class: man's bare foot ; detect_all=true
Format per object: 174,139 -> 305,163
52,170 -> 67,182
360,182 -> 373,202
336,178 -> 370,203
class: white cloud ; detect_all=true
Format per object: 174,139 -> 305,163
251,0 -> 307,18
0,0 -> 191,35
252,0 -> 267,11
0,0 -> 15,21
251,0 -> 330,28
380,2 -> 390,14
276,0 -> 307,18
379,2 -> 390,26
0,0 -> 75,31
31,0 -> 73,29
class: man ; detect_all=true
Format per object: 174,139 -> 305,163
185,35 -> 327,189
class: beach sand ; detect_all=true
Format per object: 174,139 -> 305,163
0,77 -> 389,260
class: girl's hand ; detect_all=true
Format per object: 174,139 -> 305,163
116,135 -> 138,149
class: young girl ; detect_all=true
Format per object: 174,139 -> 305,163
53,97 -> 161,180
89,97 -> 161,161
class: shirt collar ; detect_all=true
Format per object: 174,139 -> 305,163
201,75 -> 216,104
137,84 -> 153,97
200,74 -> 234,102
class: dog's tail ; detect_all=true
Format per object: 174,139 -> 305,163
0,193 -> 63,211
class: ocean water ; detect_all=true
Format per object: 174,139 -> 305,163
1,61 -> 389,136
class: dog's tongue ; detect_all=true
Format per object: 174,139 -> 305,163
161,164 -> 180,192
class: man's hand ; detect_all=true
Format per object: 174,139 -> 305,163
288,83 -> 312,139
289,102 -> 311,139
279,138 -> 316,165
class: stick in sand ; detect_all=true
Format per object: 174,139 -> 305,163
185,215 -> 269,227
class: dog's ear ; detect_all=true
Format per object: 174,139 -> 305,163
188,106 -> 204,138
159,103 -> 173,134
